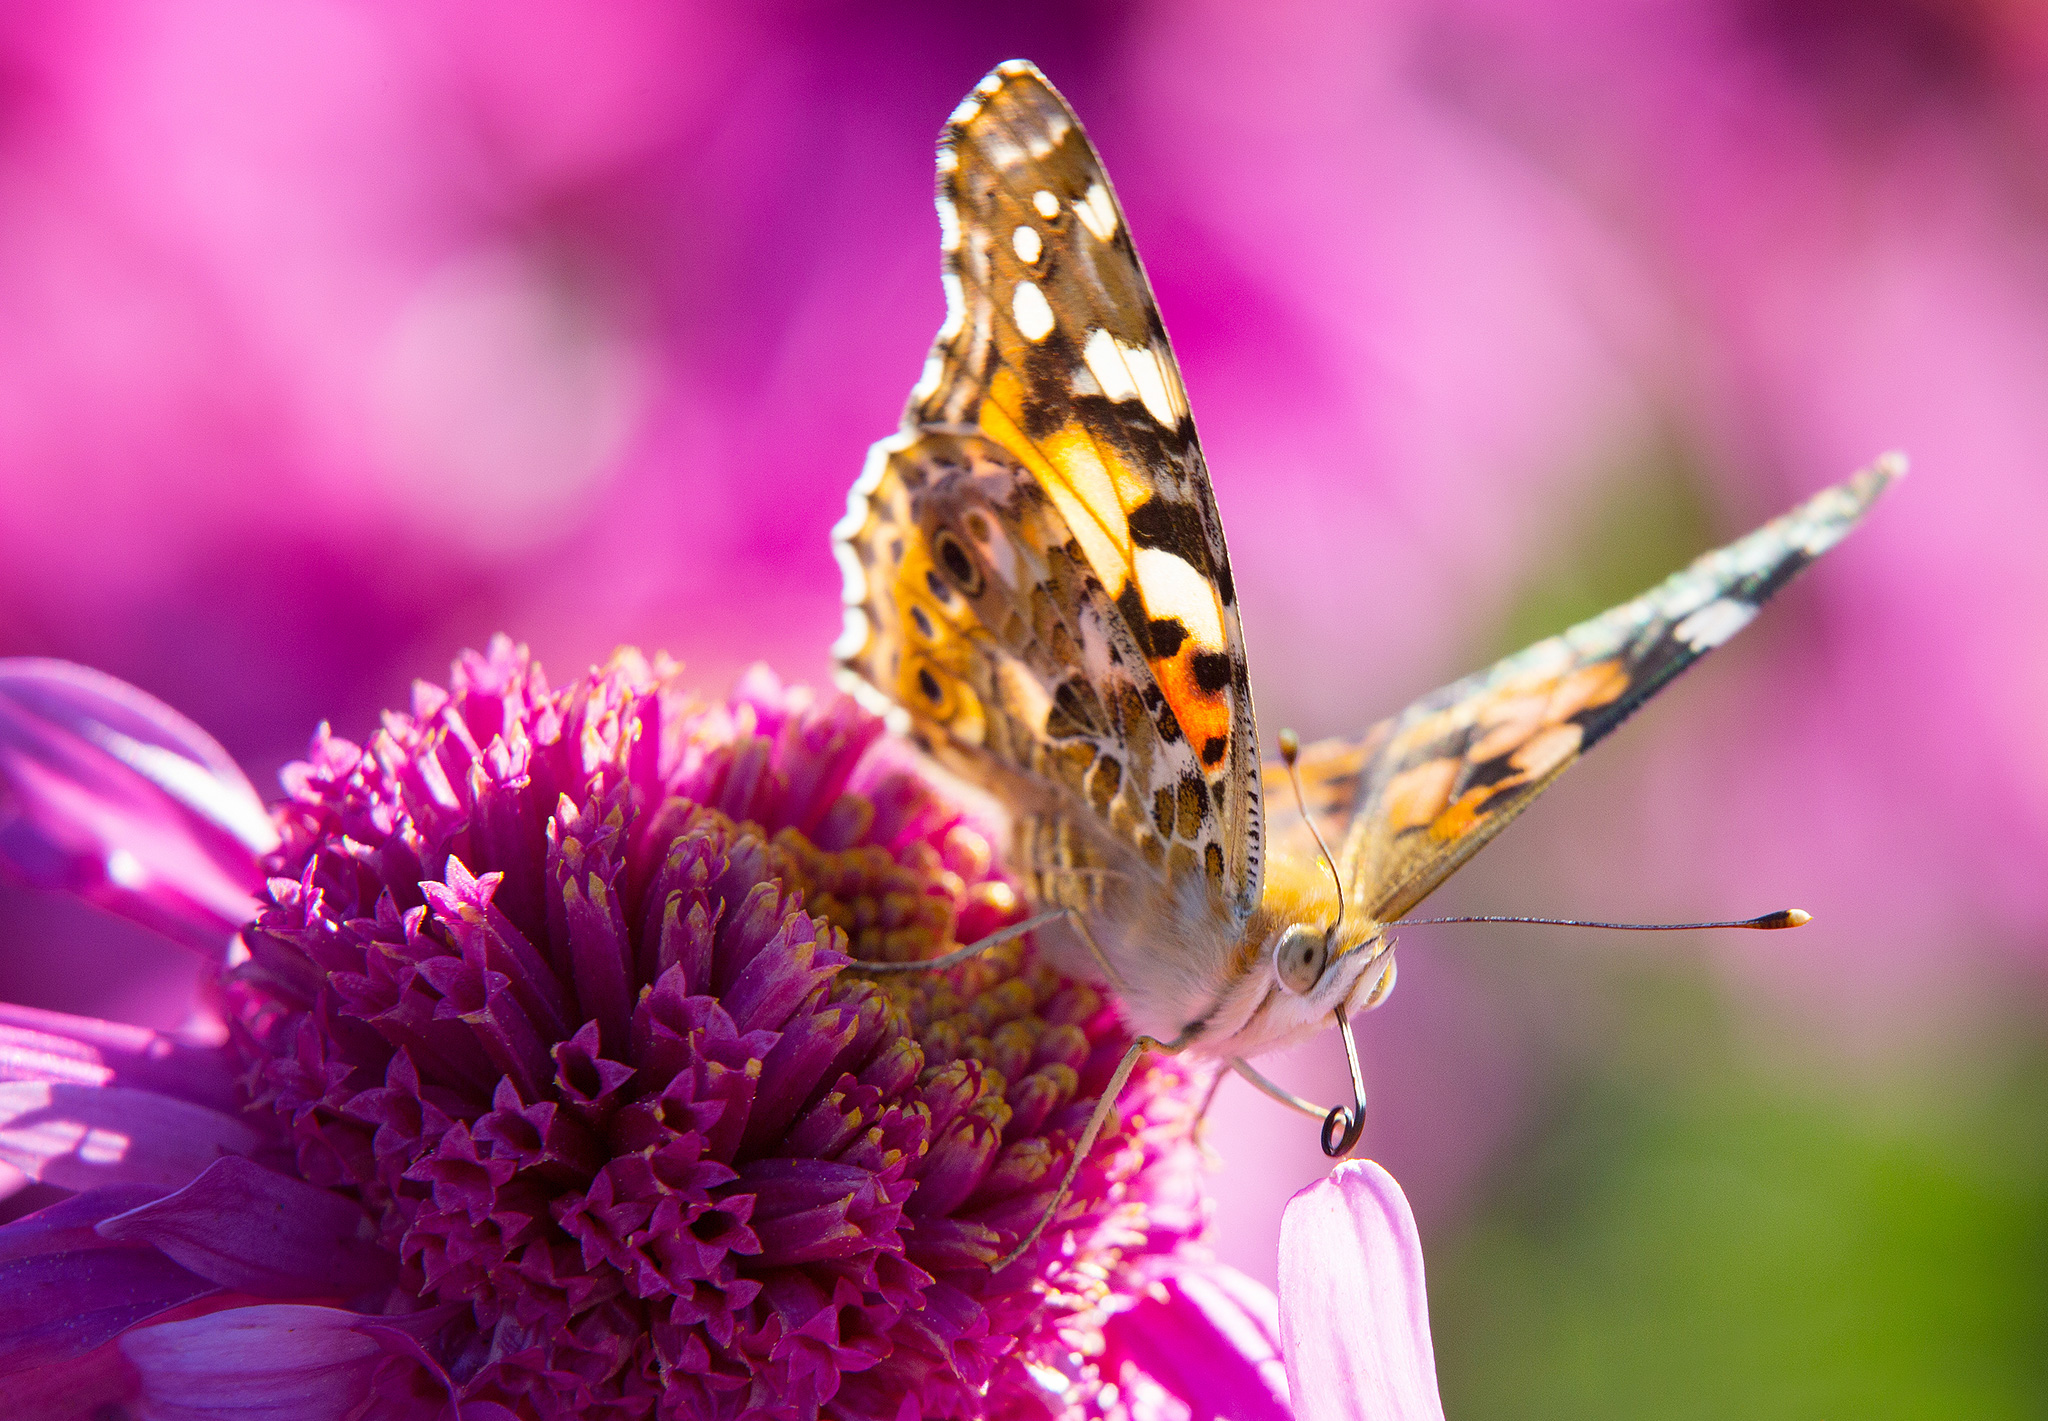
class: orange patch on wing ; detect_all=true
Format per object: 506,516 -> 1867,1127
1050,418 -> 1152,511
1384,758 -> 1460,834
1428,786 -> 1494,843
976,379 -> 1142,600
1038,424 -> 1131,545
1466,694 -> 1552,762
1546,660 -> 1629,721
1152,650 -> 1231,768
1422,725 -> 1581,846
1464,661 -> 1627,765
1509,723 -> 1581,778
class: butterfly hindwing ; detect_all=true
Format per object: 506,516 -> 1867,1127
1265,459 -> 1902,925
837,60 -> 1263,918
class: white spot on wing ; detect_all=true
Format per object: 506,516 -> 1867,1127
1075,183 -> 1118,241
1124,343 -> 1187,428
910,352 -> 945,401
938,195 -> 962,254
938,272 -> 966,340
832,432 -> 913,603
1032,189 -> 1060,219
1012,226 -> 1042,263
1081,330 -> 1187,426
831,538 -> 868,605
830,604 -> 870,661
1673,597 -> 1758,651
1657,574 -> 1719,622
981,132 -> 1027,169
1133,546 -> 1226,650
1012,281 -> 1055,341
1082,328 -> 1138,403
1026,112 -> 1071,158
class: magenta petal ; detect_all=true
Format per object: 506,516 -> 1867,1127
0,1187 -> 218,1376
96,1157 -> 396,1300
119,1305 -> 390,1421
4,1336 -> 144,1420
0,658 -> 276,954
1279,1160 -> 1446,1421
1097,1260 -> 1292,1421
0,1002 -> 245,1114
0,1082 -> 270,1191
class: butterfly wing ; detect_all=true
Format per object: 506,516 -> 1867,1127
1265,459 -> 1901,925
835,61 -> 1264,920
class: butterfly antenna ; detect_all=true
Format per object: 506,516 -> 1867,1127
1396,910 -> 1811,931
1278,728 -> 1345,931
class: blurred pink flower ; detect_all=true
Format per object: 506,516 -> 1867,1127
0,644 -> 1454,1421
0,659 -> 276,954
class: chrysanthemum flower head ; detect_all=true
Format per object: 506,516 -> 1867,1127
1,641 -> 1444,1421
228,639 -> 1215,1418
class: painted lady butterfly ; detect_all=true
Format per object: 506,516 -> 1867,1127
832,60 -> 1896,1244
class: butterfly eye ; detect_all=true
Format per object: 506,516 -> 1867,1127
1273,924 -> 1328,996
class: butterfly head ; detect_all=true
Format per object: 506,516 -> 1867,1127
1271,916 -> 1393,1009
1244,728 -> 1399,1048
1254,902 -> 1396,1043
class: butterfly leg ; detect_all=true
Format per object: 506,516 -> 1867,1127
1188,1061 -> 1230,1170
841,904 -> 1131,994
840,907 -> 1072,974
993,1023 -> 1199,1273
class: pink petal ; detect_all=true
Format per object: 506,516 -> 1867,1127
4,1336 -> 144,1421
1279,1160 -> 1445,1421
0,1001 -> 245,1114
0,1186 -> 219,1376
119,1305 -> 388,1421
0,1081 -> 270,1192
97,1157 -> 395,1300
1098,1260 -> 1292,1421
0,658 -> 277,954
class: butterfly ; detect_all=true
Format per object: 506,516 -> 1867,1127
831,59 -> 1896,1249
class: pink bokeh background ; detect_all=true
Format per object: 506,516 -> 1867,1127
3,1 -> 2044,1287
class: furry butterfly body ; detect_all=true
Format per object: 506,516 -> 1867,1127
833,61 -> 1896,1081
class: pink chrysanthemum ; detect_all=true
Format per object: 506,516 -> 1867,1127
0,643 -> 1446,1421
231,639 -> 1207,1419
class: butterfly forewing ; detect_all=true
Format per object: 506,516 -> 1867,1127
836,61 -> 1264,921
1263,459 -> 1902,926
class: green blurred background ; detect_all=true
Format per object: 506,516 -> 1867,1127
1430,455 -> 2048,1418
